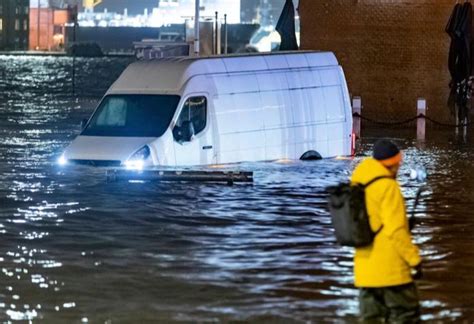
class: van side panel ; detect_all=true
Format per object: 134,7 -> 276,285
291,67 -> 350,159
292,92 -> 328,158
339,66 -> 354,156
211,74 -> 266,164
256,72 -> 295,161
186,52 -> 352,164
324,84 -> 347,157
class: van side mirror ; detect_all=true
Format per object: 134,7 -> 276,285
181,120 -> 195,142
81,119 -> 88,130
174,120 -> 195,143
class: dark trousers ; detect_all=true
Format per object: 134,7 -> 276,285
359,283 -> 420,323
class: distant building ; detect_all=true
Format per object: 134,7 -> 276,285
29,6 -> 69,51
0,0 -> 29,50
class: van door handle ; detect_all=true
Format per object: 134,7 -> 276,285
202,145 -> 213,150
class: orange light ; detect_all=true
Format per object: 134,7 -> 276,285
275,159 -> 293,164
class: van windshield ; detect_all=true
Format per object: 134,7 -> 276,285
82,94 -> 180,137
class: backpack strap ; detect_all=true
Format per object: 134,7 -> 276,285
362,175 -> 393,188
361,175 -> 394,236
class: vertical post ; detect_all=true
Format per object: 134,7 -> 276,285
48,9 -> 51,51
455,104 -> 459,136
194,0 -> 200,55
224,14 -> 228,54
417,98 -> 426,141
214,11 -> 219,54
463,116 -> 468,142
37,0 -> 40,50
72,6 -> 77,96
352,96 -> 362,140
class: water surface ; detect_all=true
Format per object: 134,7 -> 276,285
0,56 -> 473,322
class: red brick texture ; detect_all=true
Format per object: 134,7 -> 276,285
299,0 -> 456,122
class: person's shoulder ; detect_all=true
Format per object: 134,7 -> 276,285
352,158 -> 390,183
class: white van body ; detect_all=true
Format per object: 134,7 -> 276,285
62,51 -> 353,167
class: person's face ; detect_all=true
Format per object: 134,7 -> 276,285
387,163 -> 401,177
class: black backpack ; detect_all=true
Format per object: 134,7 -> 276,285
326,176 -> 390,247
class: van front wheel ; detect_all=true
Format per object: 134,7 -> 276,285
300,150 -> 322,161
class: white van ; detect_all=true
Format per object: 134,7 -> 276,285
59,51 -> 353,168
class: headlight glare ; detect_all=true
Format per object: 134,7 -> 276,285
125,146 -> 150,170
125,160 -> 144,170
58,154 -> 68,166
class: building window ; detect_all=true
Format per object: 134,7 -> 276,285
15,19 -> 20,31
0,18 -> 3,32
24,6 -> 29,15
23,20 -> 27,31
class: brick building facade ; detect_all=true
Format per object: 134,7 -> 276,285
299,0 -> 456,121
29,8 -> 68,51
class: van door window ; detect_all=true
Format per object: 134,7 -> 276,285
173,96 -> 207,143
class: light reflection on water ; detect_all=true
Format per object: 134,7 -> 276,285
1,56 -> 474,322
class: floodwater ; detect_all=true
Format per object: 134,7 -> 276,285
0,55 -> 473,323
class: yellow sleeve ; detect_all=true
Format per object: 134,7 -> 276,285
380,182 -> 422,267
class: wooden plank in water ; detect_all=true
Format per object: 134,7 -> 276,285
106,169 -> 253,184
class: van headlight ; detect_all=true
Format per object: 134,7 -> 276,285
124,146 -> 151,170
57,154 -> 68,166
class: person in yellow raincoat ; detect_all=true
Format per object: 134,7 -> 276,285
351,139 -> 422,323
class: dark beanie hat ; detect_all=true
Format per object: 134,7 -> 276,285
373,139 -> 400,162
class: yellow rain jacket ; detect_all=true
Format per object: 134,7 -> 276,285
351,158 -> 421,287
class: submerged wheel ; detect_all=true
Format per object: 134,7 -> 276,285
300,150 -> 322,161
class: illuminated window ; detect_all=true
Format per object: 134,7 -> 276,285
173,96 -> 207,142
0,19 -> 3,32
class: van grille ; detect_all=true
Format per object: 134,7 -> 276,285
69,159 -> 122,167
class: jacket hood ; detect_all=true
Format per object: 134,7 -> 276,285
351,158 -> 393,184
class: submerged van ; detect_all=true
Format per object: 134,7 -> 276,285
60,51 -> 353,168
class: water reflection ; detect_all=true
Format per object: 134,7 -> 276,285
1,56 -> 473,322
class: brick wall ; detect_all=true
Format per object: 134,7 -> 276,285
299,0 -> 455,121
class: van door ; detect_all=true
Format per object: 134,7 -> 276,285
173,95 -> 215,166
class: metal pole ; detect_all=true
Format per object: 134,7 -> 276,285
194,0 -> 200,55
72,9 -> 76,96
455,103 -> 459,137
463,117 -> 468,142
37,0 -> 40,49
224,14 -> 228,54
215,11 -> 218,54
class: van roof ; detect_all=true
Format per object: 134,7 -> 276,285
107,51 -> 339,95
